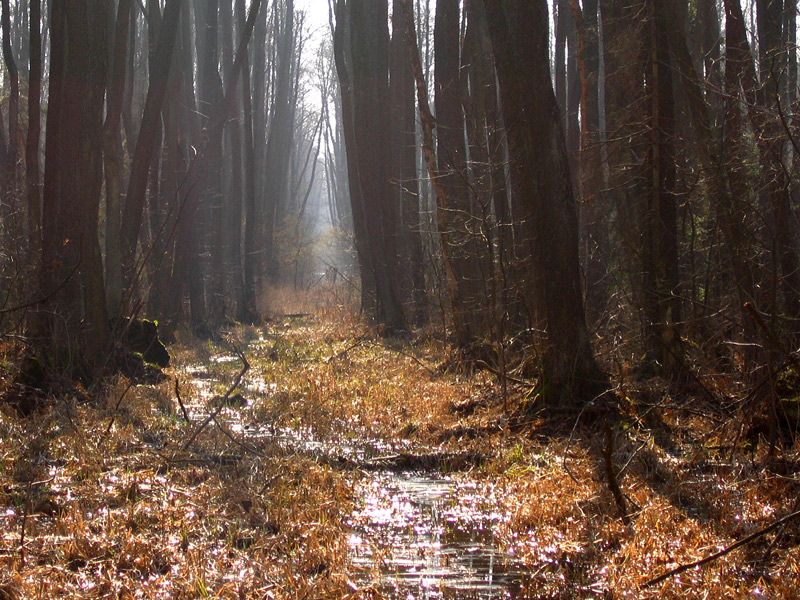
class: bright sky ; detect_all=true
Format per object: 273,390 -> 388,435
296,0 -> 332,39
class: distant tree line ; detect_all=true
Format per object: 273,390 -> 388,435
2,0 -> 800,415
0,0 -> 331,378
332,0 -> 800,406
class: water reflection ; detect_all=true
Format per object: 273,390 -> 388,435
182,360 -> 531,599
348,472 -> 531,599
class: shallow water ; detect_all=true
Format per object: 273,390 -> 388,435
348,472 -> 530,599
184,359 -> 531,599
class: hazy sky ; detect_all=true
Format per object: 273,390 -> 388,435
296,0 -> 331,37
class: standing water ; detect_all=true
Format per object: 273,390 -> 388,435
184,341 -> 533,598
347,471 -> 532,599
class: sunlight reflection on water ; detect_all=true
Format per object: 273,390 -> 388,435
183,359 -> 532,598
347,473 -> 531,599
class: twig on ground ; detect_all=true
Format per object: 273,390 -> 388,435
643,509 -> 800,588
101,380 -> 137,441
175,377 -> 190,422
325,336 -> 368,364
181,339 -> 249,452
603,423 -> 630,524
18,481 -> 32,565
373,341 -> 438,376
211,414 -> 265,458
475,359 -> 534,386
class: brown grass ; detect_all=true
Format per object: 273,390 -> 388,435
1,311 -> 799,598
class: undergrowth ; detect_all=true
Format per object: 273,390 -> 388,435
0,309 -> 798,598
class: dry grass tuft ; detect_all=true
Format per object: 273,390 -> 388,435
1,312 -> 799,598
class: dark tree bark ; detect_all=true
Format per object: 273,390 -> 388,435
25,0 -> 42,260
120,0 -> 181,292
335,0 -> 405,331
570,0 -> 609,323
221,0 -> 246,321
38,0 -> 109,369
261,0 -> 295,283
195,0 -> 227,323
333,0 -> 375,312
103,0 -> 134,317
163,0 -> 262,336
434,0 -> 492,351
654,0 -> 762,359
390,0 -> 426,325
756,0 -> 800,322
1,0 -> 20,243
481,0 -> 606,404
642,1 -> 684,378
239,0 -> 260,323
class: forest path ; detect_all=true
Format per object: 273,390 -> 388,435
176,314 -> 532,598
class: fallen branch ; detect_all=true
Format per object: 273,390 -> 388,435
603,423 -> 629,525
181,339 -> 249,452
643,509 -> 800,588
175,377 -> 190,422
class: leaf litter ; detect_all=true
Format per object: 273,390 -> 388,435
0,309 -> 798,598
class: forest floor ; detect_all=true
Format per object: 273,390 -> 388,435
1,310 -> 799,599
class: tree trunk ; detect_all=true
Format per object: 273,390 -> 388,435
261,0 -> 295,283
25,0 -> 42,264
391,0 -> 426,325
195,0 -> 227,323
335,0 -> 405,330
119,0 -> 181,292
435,0 -> 491,352
333,0 -> 375,312
38,0 -> 109,370
221,0 -> 246,321
643,1 -> 684,378
570,0 -> 609,323
1,0 -> 20,246
481,0 -> 606,404
103,0 -> 134,317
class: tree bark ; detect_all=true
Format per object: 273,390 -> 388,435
25,0 -> 42,262
481,0 -> 606,404
260,0 -> 296,286
333,0 -> 375,312
643,1 -> 684,378
38,0 -> 110,369
120,0 -> 181,291
221,0 -> 246,321
435,0 -> 491,351
390,0 -> 425,325
335,0 -> 405,331
103,0 -> 134,317
1,0 -> 20,245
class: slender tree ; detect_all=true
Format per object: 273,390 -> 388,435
481,0 -> 606,403
38,0 -> 109,369
25,0 -> 42,259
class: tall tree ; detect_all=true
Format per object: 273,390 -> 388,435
390,0 -> 425,324
642,0 -> 683,377
261,0 -> 296,282
221,0 -> 246,320
481,0 -> 605,403
195,0 -> 227,323
333,0 -> 375,312
119,0 -> 182,299
103,0 -> 134,316
434,0 -> 492,353
1,0 -> 20,244
335,0 -> 405,331
25,0 -> 42,260
38,0 -> 109,368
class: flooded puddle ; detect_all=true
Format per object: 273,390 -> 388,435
348,472 -> 531,599
183,359 -> 532,599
